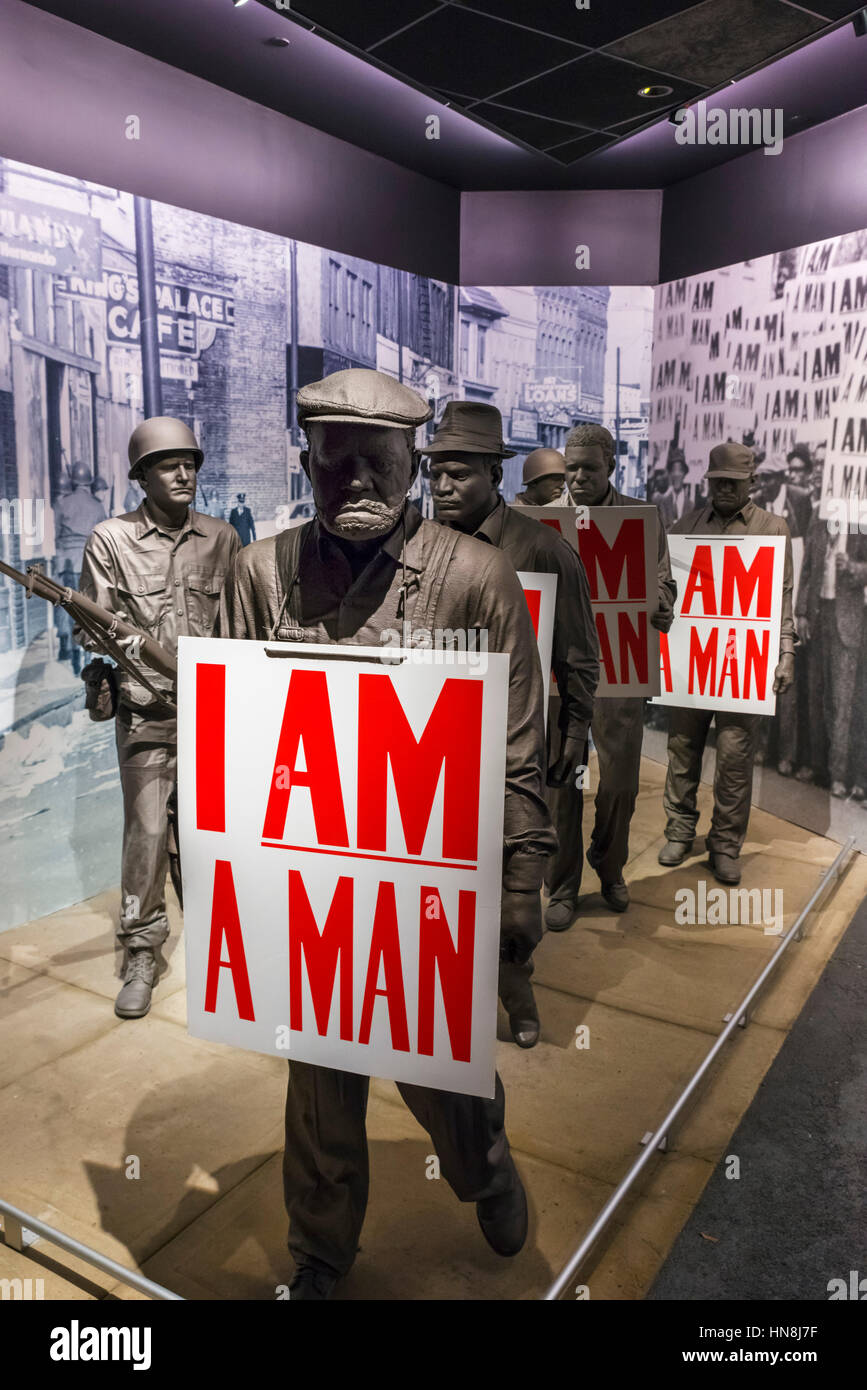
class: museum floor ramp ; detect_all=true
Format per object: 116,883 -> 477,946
0,755 -> 864,1301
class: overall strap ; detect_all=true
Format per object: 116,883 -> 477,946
270,522 -> 314,638
411,523 -> 462,631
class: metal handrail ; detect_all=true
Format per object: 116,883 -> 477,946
0,1197 -> 183,1301
542,835 -> 857,1300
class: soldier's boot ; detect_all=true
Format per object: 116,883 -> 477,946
115,947 -> 156,1019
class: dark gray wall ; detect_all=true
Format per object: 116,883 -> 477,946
661,104 -> 867,282
0,0 -> 460,282
460,190 -> 663,286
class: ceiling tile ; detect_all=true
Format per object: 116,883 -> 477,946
605,0 -> 825,87
372,6 -> 584,100
545,132 -> 617,165
455,0 -> 708,48
497,52 -> 703,129
807,0 -> 867,15
470,102 -> 593,148
431,88 -> 478,107
289,0 -> 443,51
606,111 -> 665,135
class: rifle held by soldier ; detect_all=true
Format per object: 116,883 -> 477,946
0,556 -> 177,710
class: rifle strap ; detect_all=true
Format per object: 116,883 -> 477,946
70,605 -> 175,711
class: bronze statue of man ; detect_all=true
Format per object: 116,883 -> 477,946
218,369 -> 556,1299
424,400 -> 599,1048
77,417 -> 239,1019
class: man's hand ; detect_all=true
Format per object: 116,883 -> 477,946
773,652 -> 795,694
547,734 -> 585,788
650,606 -> 672,633
797,617 -> 810,644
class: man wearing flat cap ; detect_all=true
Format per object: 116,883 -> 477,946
659,442 -> 797,885
77,417 -> 239,1019
218,369 -> 556,1299
513,448 -> 570,508
424,401 -> 599,1048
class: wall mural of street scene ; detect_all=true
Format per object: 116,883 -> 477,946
649,234 -> 867,848
0,156 -> 653,929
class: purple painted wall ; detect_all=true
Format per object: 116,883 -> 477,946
0,0 -> 459,282
5,0 -> 867,288
460,190 -> 663,287
661,103 -> 867,281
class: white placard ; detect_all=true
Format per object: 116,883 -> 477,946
177,638 -> 510,1099
519,505 -> 661,696
653,535 -> 785,715
516,570 -> 557,717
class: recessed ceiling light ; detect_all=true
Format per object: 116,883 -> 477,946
265,36 -> 291,46
638,84 -> 673,98
232,0 -> 250,8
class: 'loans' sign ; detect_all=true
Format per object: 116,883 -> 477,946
177,639 -> 509,1098
653,535 -> 785,715
519,505 -> 660,696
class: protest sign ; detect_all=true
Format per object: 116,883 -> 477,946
177,638 -> 509,1099
516,570 -> 557,713
520,505 -> 660,696
820,327 -> 867,518
653,535 -> 785,715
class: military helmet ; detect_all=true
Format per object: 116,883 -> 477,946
523,448 -> 566,484
70,460 -> 93,486
128,417 -> 203,481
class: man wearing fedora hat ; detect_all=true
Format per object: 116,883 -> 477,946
659,442 -> 797,885
218,369 -> 557,1298
547,422 -> 677,928
424,401 -> 599,1048
77,417 -> 239,1018
513,448 -> 570,508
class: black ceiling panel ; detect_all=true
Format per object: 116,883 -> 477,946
607,111 -> 666,135
430,88 -> 478,107
19,0 -> 866,185
283,0 -> 443,51
495,52 -> 704,130
606,0 -> 826,87
456,0 -> 708,48
809,1 -> 867,15
545,133 -> 617,166
371,5 -> 585,100
469,102 -> 592,150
